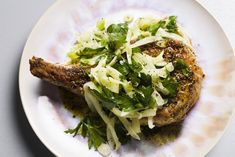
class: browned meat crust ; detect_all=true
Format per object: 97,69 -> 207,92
29,56 -> 90,95
140,40 -> 204,126
29,39 -> 204,127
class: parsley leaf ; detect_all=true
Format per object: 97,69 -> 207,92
112,59 -> 143,88
67,52 -> 79,64
97,18 -> 105,31
129,59 -> 143,73
175,58 -> 191,77
127,72 -> 151,88
113,93 -> 136,111
161,77 -> 179,97
112,59 -> 143,77
175,58 -> 187,69
115,121 -> 131,144
132,47 -> 142,54
166,16 -> 178,33
113,61 -> 130,76
80,47 -> 106,57
182,68 -> 191,77
148,20 -> 166,35
65,115 -> 107,150
89,88 -> 116,110
107,23 -> 128,51
127,72 -> 140,87
135,85 -> 154,107
139,73 -> 152,86
90,86 -> 136,111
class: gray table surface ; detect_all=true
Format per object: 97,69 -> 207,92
0,1 -> 234,157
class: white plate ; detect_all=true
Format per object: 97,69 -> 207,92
19,0 -> 235,157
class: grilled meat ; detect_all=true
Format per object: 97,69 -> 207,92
140,40 -> 204,126
29,39 -> 204,126
30,57 -> 90,95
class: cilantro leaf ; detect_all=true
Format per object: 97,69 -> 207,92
65,115 -> 107,150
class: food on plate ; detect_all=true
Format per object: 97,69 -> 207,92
30,56 -> 90,96
29,15 -> 204,155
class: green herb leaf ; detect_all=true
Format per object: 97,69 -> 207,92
67,52 -> 79,64
65,115 -> 107,150
139,73 -> 152,86
161,77 -> 179,97
89,88 -> 116,110
127,72 -> 140,87
129,59 -> 143,73
175,58 -> 191,77
148,96 -> 156,108
135,85 -> 154,107
115,121 -> 131,144
64,121 -> 82,136
107,23 -> 128,35
113,94 -> 136,111
97,18 -> 105,31
80,47 -> 106,57
148,20 -> 166,35
182,68 -> 190,77
113,61 -> 130,76
90,86 -> 136,111
132,47 -> 142,54
107,23 -> 128,51
175,58 -> 187,69
166,16 -> 178,33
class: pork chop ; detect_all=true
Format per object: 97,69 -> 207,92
29,39 -> 204,126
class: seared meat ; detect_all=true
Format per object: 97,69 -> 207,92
140,40 -> 204,126
29,39 -> 204,127
30,57 -> 90,95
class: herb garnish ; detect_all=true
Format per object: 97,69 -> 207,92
90,86 -> 136,111
65,115 -> 107,150
65,15 -> 189,152
175,58 -> 191,77
148,20 -> 166,35
161,77 -> 179,97
166,16 -> 178,33
106,23 -> 128,51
